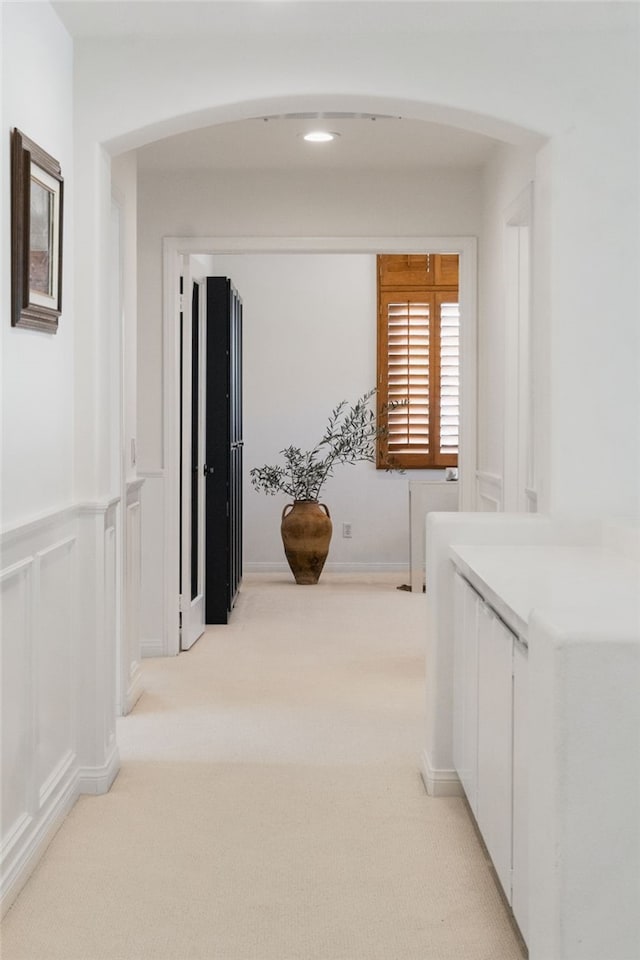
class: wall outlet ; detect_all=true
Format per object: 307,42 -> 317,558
342,522 -> 352,538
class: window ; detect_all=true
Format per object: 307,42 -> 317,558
377,254 -> 459,469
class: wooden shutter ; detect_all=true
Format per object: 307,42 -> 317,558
377,255 -> 459,469
438,293 -> 460,458
379,292 -> 431,462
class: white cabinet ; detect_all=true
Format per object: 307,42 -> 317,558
477,604 -> 515,899
512,639 -> 528,941
452,568 -> 528,941
452,572 -> 480,814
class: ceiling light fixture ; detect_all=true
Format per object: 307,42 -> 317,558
303,131 -> 338,143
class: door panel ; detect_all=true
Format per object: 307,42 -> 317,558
477,605 -> 514,901
205,277 -> 243,624
453,572 -> 480,814
180,271 -> 206,651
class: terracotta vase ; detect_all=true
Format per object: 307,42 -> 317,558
281,500 -> 332,584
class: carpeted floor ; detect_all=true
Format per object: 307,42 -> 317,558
1,573 -> 526,960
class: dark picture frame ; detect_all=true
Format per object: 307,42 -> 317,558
11,128 -> 64,333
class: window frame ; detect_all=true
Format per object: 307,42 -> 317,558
376,255 -> 460,470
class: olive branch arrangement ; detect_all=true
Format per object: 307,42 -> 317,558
250,389 -> 397,501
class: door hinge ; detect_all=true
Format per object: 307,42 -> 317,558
179,293 -> 185,314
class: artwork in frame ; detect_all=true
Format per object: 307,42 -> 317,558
11,128 -> 64,333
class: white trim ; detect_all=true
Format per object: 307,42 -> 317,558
125,478 -> 145,499
77,497 -> 121,518
0,500 -> 123,543
0,814 -> 32,866
141,638 -> 165,658
419,749 -> 464,798
36,536 -> 76,563
0,764 -> 78,918
38,750 -> 76,807
503,184 -> 534,513
162,235 -> 478,655
0,556 -> 34,582
77,742 -> 120,796
1,505 -> 76,543
162,242 -> 181,656
476,470 -> 504,512
123,662 -> 144,711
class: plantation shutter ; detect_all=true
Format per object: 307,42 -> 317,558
438,295 -> 460,458
382,294 -> 431,457
377,256 -> 459,470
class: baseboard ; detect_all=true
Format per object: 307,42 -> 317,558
123,662 -> 144,714
419,749 -> 463,797
0,760 -> 79,918
141,637 -> 164,658
77,742 -> 120,796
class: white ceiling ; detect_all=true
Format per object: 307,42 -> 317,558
53,1 -> 627,41
54,0 -> 600,173
135,115 -> 497,173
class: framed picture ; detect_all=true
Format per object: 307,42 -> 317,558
11,129 -> 64,333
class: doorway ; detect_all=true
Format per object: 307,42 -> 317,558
162,237 -> 478,657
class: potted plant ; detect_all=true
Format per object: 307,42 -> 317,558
250,389 -> 386,584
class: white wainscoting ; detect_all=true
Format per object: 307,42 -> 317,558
120,481 -> 144,713
476,471 -> 504,512
139,471 -> 166,657
0,499 -> 127,915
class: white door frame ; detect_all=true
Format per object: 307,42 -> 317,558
503,185 -> 535,513
161,235 -> 478,656
109,196 -> 125,709
179,269 -> 207,650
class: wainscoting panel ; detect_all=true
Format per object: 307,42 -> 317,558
36,538 -> 76,803
122,480 -> 144,714
0,500 -> 124,915
1,559 -> 33,845
104,511 -> 118,759
476,471 -> 504,512
139,472 -> 165,657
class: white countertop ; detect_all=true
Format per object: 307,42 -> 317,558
450,544 -> 640,642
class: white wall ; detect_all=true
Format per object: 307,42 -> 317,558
111,151 -> 138,486
70,4 -> 638,522
136,167 -> 481,643
1,2 -> 74,526
0,5 -> 121,913
476,143 -> 538,511
208,252 -> 438,569
110,152 -> 144,714
137,167 -> 482,471
136,168 -> 481,645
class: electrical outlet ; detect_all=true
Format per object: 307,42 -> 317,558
342,522 -> 352,538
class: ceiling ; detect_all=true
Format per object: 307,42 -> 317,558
53,1 -> 627,41
53,0 -> 588,174
135,114 -> 498,173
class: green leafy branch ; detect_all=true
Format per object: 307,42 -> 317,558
250,389 -> 397,501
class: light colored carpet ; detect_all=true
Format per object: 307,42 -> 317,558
1,573 -> 526,960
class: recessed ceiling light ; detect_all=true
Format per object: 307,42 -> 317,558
303,131 -> 339,143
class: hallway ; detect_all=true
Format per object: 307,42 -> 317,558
1,575 -> 525,960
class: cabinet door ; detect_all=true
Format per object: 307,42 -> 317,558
512,639 -> 528,941
453,572 -> 480,814
477,605 -> 514,901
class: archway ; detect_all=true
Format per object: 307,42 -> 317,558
109,98 -> 543,659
